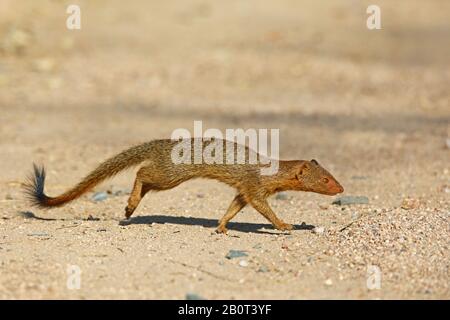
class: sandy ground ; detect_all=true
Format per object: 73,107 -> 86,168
0,0 -> 449,299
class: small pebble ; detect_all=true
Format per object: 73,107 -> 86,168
92,192 -> 108,202
351,176 -> 367,180
86,215 -> 100,221
19,211 -> 35,219
275,192 -> 289,200
257,265 -> 269,273
324,279 -> 333,286
401,198 -> 420,210
239,260 -> 248,267
225,250 -> 248,259
332,196 -> 369,206
312,226 -> 325,234
185,292 -> 205,300
107,186 -> 131,196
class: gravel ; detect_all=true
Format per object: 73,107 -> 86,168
327,207 -> 449,297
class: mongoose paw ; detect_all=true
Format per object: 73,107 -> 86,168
124,206 -> 135,219
215,225 -> 228,234
276,222 -> 294,231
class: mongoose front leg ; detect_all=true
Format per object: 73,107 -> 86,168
250,198 -> 293,231
124,178 -> 153,219
125,178 -> 143,219
216,194 -> 247,234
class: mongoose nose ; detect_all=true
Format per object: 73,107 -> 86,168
330,181 -> 344,194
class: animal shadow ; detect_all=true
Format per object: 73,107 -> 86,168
119,214 -> 315,234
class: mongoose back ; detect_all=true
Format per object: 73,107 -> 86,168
24,138 -> 344,233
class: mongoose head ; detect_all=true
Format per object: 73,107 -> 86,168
295,159 -> 344,195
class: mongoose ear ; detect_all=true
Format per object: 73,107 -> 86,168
311,159 -> 319,165
296,162 -> 309,178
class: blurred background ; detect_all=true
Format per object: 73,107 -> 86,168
0,0 -> 449,300
0,0 -> 448,197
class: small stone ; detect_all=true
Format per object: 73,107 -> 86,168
324,279 -> 333,286
96,228 -> 107,232
257,265 -> 269,273
312,226 -> 325,234
86,215 -> 100,221
401,198 -> 420,210
225,250 -> 248,259
332,196 -> 369,206
196,193 -> 205,198
351,176 -> 367,180
185,292 -> 205,300
5,194 -> 13,200
107,186 -> 131,196
239,260 -> 248,267
19,211 -> 35,219
318,203 -> 329,210
92,192 -> 108,202
275,192 -> 289,200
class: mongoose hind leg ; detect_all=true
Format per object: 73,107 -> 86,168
216,194 -> 247,234
250,198 -> 293,231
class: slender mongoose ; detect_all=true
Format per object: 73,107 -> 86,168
24,138 -> 344,233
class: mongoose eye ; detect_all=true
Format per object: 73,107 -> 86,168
323,178 -> 329,184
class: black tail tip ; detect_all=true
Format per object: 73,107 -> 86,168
23,163 -> 49,208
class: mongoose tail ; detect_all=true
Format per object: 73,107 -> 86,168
23,143 -> 152,208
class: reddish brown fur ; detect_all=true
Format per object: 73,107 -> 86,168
24,138 -> 344,233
